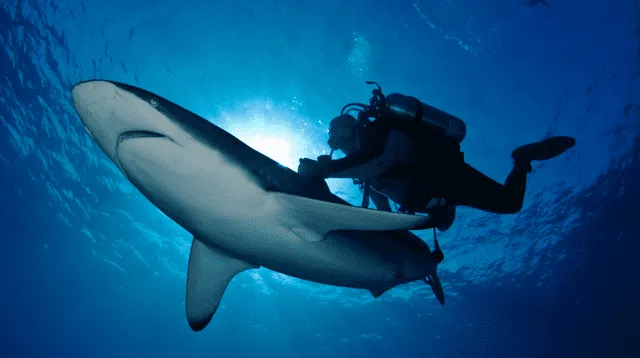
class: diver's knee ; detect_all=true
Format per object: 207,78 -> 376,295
502,199 -> 523,214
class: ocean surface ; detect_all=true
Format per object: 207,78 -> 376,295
1,0 -> 639,357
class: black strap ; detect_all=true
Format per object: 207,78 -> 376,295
431,228 -> 445,263
361,179 -> 371,208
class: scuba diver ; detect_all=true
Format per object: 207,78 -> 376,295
298,81 -> 576,231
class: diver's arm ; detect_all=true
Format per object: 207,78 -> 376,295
369,189 -> 392,212
327,130 -> 411,180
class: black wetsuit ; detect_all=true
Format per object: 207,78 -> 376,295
326,119 -> 528,215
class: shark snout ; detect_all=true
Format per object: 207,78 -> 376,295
71,80 -> 183,164
71,80 -> 127,161
71,80 -> 120,139
72,80 -> 117,111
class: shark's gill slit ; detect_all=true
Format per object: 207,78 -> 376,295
118,130 -> 168,142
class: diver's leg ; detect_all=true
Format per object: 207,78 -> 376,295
369,188 -> 392,212
445,136 -> 576,213
445,162 -> 528,214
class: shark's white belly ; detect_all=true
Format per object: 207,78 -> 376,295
116,136 -> 402,287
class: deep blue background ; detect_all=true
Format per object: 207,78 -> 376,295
1,0 -> 639,357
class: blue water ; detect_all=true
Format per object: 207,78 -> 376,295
1,0 -> 639,356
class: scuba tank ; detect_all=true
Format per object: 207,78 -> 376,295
339,81 -> 467,143
384,93 -> 466,144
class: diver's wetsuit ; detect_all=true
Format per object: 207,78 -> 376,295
325,120 -> 529,214
410,158 -> 529,215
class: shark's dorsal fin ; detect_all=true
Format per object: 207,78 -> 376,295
274,193 -> 433,242
186,237 -> 258,331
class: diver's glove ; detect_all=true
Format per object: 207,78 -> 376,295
298,157 -> 331,177
427,204 -> 456,232
316,155 -> 331,165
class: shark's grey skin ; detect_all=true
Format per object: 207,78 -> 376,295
71,80 -> 445,331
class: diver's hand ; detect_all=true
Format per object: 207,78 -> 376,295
427,204 -> 456,232
298,158 -> 330,177
298,158 -> 320,176
316,154 -> 331,164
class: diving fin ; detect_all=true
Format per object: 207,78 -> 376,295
186,237 -> 257,331
511,136 -> 576,163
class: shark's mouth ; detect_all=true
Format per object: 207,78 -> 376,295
114,130 -> 181,178
117,130 -> 171,144
116,129 -> 182,149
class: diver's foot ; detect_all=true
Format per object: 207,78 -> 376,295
511,136 -> 576,172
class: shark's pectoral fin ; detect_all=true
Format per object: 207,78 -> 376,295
186,237 -> 257,331
275,193 -> 433,242
369,287 -> 391,298
369,268 -> 404,297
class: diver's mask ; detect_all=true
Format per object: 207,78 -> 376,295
327,114 -> 358,152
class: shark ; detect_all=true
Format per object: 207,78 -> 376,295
71,80 -> 446,331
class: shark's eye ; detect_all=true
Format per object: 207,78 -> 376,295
150,97 -> 159,108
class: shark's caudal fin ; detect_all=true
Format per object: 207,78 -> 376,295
274,193 -> 434,242
427,237 -> 445,305
426,272 -> 445,305
186,237 -> 258,331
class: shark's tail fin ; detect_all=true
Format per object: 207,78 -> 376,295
425,230 -> 445,304
425,272 -> 445,305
